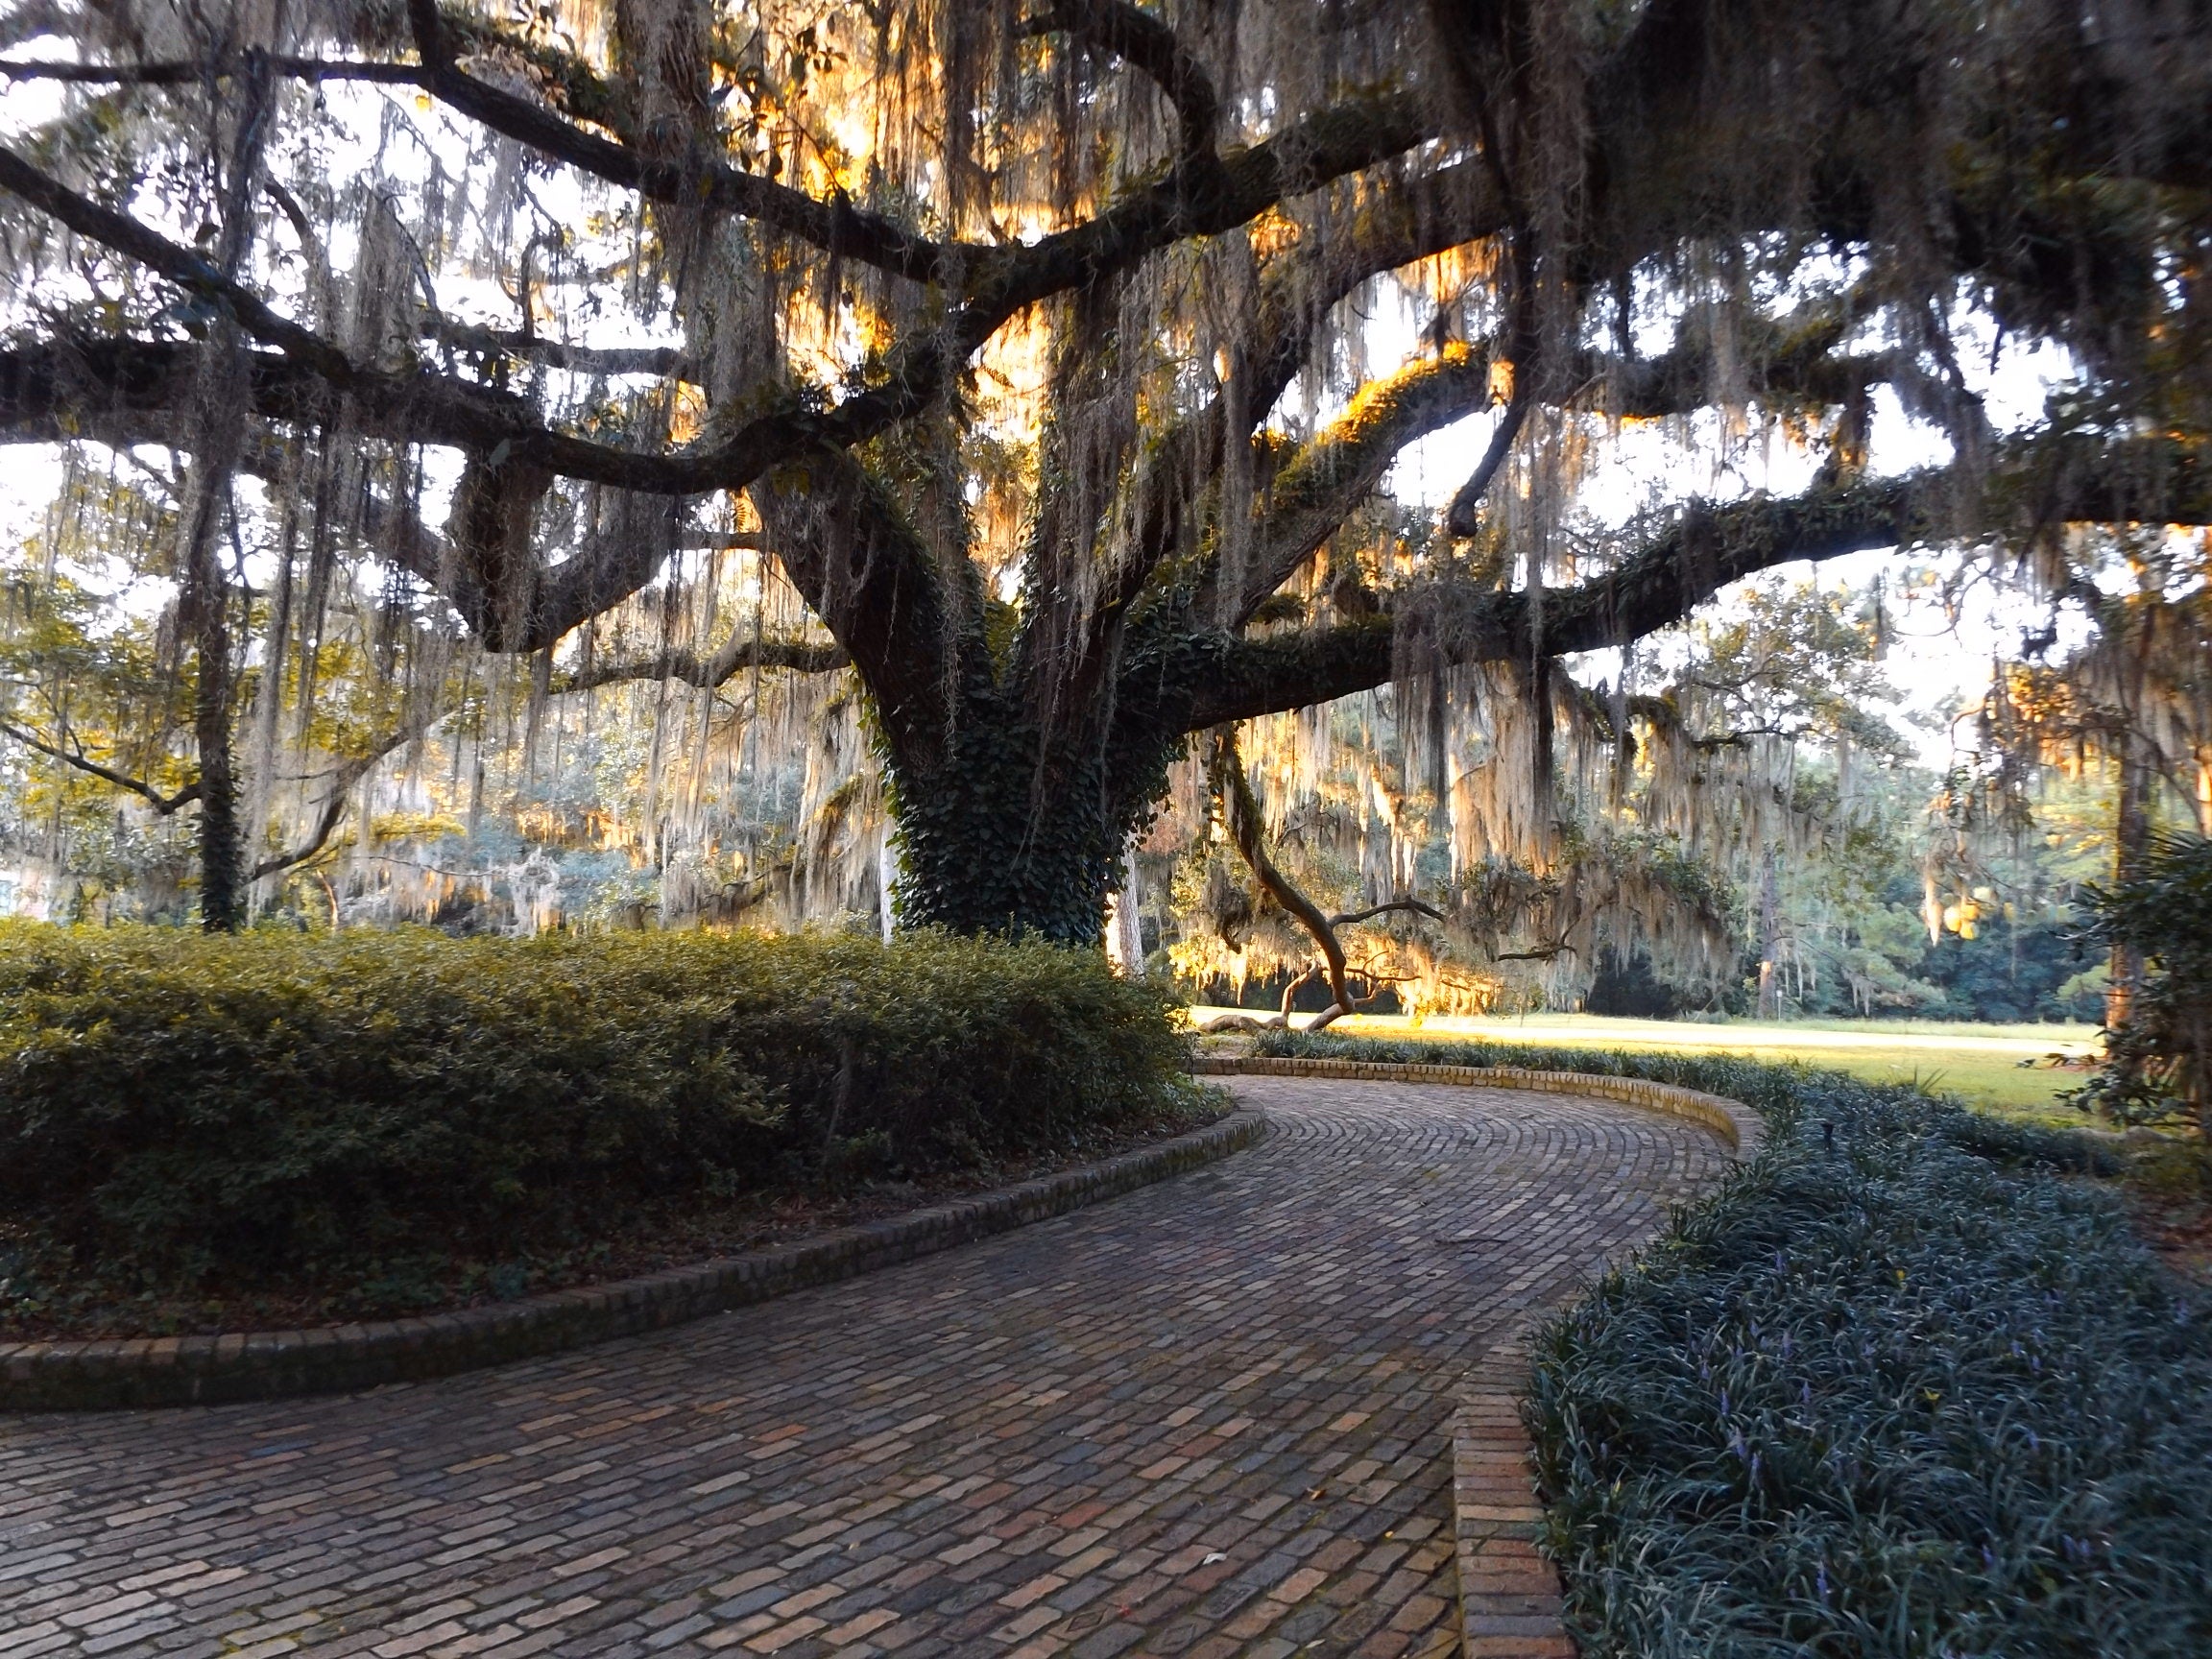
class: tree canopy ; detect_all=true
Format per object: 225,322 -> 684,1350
1,0 -> 2207,991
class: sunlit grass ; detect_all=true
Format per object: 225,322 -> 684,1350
1191,1006 -> 2104,1124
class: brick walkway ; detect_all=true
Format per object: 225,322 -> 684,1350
0,1077 -> 1729,1659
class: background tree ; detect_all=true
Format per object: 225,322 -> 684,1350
0,0 -> 2207,945
2073,832 -> 2212,1133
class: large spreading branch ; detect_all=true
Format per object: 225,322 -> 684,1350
0,5 -> 642,132
555,634 -> 849,693
1022,0 -> 1221,162
1173,437 -> 2212,733
406,0 -> 1430,314
1177,472 -> 1946,730
0,42 -> 1434,650
425,321 -> 690,381
1109,160 -> 1508,594
403,0 -> 953,285
1049,161 -> 1511,719
0,54 -> 423,85
1231,342 -> 1498,622
747,449 -> 967,772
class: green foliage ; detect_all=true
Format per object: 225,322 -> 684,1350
1269,1030 -> 2204,1655
2072,832 -> 2212,1129
1917,914 -> 2104,1024
0,924 -> 1195,1292
1732,752 -> 2111,1023
889,711 -> 1129,946
1534,1085 -> 2202,1657
1683,576 -> 1909,757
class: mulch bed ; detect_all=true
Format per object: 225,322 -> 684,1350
0,1097 -> 1227,1342
2112,1134 -> 2212,1286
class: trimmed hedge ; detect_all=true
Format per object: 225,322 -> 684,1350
1264,1030 -> 2209,1657
0,924 -> 1195,1290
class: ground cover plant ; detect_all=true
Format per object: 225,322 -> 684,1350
1261,1028 -> 2212,1657
0,924 -> 1207,1336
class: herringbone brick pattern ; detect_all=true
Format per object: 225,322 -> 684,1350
0,1078 -> 1727,1657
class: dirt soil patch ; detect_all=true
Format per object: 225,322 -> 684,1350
2119,1139 -> 2212,1286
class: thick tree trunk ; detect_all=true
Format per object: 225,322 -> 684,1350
1756,844 -> 1781,1021
2106,737 -> 2154,1031
885,713 -> 1143,946
170,349 -> 247,933
1105,843 -> 1145,973
185,520 -> 243,933
177,60 -> 270,934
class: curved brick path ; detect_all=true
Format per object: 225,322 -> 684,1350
0,1077 -> 1730,1659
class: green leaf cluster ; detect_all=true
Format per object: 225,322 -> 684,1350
2071,833 -> 2212,1130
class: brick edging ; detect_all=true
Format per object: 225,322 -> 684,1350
1454,1336 -> 1573,1658
0,1110 -> 1265,1413
1196,1054 -> 1762,1657
1188,1055 -> 1765,1162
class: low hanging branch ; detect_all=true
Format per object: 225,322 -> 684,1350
249,708 -> 443,881
1205,724 -> 1442,1032
252,783 -> 353,880
0,717 -> 203,814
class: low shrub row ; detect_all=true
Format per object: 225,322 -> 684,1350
1263,1030 -> 2211,1657
0,925 -> 1197,1298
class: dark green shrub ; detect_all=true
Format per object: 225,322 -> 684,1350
0,924 -> 1195,1288
1268,1030 -> 2204,1656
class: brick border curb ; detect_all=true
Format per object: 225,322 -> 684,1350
1454,1337 -> 1574,1659
1187,1054 -> 1765,1162
1191,1054 -> 1763,1657
0,1110 -> 1265,1413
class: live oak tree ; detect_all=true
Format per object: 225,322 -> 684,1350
1,0 -> 2208,943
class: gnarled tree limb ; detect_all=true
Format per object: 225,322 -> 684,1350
555,634 -> 848,692
1023,0 -> 1220,161
1207,724 -> 1422,1032
0,717 -> 203,813
748,448 -> 965,772
1234,342 -> 1497,623
1179,474 -> 1934,730
405,0 -> 956,284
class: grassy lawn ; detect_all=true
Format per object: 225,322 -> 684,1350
1192,1006 -> 2104,1123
